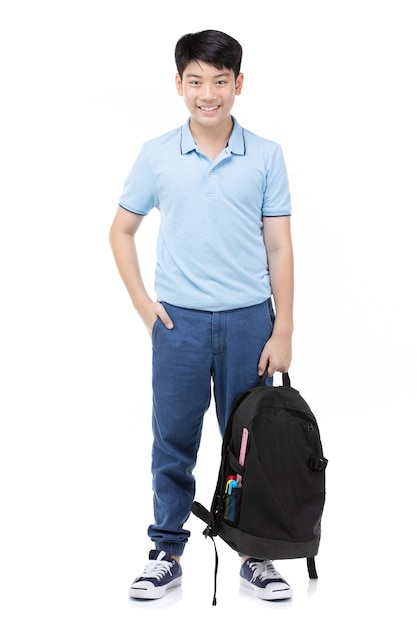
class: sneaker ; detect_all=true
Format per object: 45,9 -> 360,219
240,558 -> 292,601
129,550 -> 182,599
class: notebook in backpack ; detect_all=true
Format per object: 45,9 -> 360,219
191,371 -> 328,604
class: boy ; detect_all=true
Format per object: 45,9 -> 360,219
109,30 -> 294,601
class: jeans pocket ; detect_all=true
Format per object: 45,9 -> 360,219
151,317 -> 162,344
263,298 -> 276,332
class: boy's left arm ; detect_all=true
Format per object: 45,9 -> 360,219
259,216 -> 294,376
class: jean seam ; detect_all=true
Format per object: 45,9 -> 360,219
263,299 -> 275,333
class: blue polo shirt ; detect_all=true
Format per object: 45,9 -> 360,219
119,117 -> 291,311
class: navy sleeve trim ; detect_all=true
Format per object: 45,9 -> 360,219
118,203 -> 145,216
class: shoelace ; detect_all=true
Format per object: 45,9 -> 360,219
248,560 -> 283,582
139,558 -> 173,581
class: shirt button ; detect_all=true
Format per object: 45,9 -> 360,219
209,170 -> 214,175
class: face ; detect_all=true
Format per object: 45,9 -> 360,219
175,61 -> 243,131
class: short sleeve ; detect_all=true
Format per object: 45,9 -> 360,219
118,143 -> 158,215
262,144 -> 292,217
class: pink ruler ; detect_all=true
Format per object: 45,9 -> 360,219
236,427 -> 249,483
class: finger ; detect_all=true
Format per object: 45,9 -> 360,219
162,315 -> 174,330
157,305 -> 174,330
258,353 -> 269,376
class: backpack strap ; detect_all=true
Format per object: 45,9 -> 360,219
202,533 -> 219,605
260,367 -> 291,387
308,456 -> 328,471
307,556 -> 318,579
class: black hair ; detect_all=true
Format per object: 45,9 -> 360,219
175,30 -> 242,79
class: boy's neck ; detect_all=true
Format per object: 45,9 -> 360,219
189,116 -> 234,150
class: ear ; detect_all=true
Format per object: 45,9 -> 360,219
235,73 -> 244,95
175,73 -> 183,96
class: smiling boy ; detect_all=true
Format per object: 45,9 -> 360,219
109,30 -> 294,602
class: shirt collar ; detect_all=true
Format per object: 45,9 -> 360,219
180,116 -> 246,155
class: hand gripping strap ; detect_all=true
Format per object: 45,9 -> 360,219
260,368 -> 291,387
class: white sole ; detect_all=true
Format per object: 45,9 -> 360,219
129,576 -> 182,599
240,577 -> 293,601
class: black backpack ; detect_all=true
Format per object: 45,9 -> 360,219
191,371 -> 328,605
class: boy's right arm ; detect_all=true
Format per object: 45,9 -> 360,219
109,205 -> 173,334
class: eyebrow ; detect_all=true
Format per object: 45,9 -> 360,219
184,72 -> 231,79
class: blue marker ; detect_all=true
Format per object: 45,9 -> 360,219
225,480 -> 239,522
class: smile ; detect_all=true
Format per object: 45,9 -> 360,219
199,106 -> 220,111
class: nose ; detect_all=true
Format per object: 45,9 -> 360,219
201,83 -> 216,100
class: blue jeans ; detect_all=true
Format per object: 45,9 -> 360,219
148,299 -> 275,556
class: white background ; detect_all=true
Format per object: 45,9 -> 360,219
1,0 -> 416,624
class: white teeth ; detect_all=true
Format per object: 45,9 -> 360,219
200,106 -> 218,111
